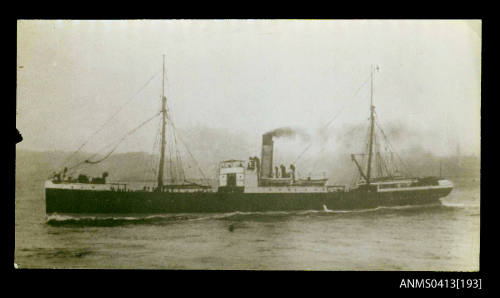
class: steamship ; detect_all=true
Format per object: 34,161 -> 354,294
45,60 -> 453,215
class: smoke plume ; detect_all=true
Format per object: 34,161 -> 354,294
264,127 -> 311,142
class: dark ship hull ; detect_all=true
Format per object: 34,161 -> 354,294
45,186 -> 452,214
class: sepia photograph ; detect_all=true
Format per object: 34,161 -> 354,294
15,19 -> 481,270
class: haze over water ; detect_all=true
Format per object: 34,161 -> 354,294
17,20 -> 480,158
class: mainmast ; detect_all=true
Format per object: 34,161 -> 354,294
366,65 -> 376,186
157,55 -> 167,189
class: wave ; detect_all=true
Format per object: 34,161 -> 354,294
318,203 -> 443,214
46,203 -> 448,227
441,202 -> 479,208
45,212 -> 254,227
46,213 -> 194,227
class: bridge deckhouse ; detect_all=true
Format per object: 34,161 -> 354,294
218,159 -> 246,192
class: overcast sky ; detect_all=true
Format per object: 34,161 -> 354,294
17,20 -> 481,158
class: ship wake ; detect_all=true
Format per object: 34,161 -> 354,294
46,202 -> 453,227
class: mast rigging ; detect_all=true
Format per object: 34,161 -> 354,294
58,69 -> 162,171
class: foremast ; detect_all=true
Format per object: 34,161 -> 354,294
157,55 -> 167,189
366,65 -> 376,186
350,65 -> 378,188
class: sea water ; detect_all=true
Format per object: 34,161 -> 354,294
14,180 -> 479,270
